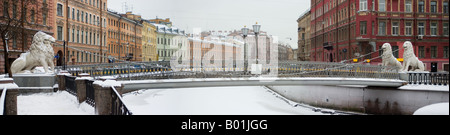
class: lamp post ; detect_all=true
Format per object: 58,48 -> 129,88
252,22 -> 261,75
253,22 -> 261,64
162,27 -> 167,62
241,26 -> 249,74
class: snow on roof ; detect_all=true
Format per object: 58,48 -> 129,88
153,23 -> 186,36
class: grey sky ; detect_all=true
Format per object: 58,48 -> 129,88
108,0 -> 310,49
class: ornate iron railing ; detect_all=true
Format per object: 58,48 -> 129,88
85,80 -> 95,107
65,76 -> 77,96
0,88 -> 7,115
408,72 -> 449,86
111,87 -> 132,115
56,61 -> 401,80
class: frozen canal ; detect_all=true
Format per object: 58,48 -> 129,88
17,91 -> 94,115
123,86 -> 327,115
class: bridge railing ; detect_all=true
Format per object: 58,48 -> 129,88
111,87 -> 132,115
65,76 -> 77,96
86,80 -> 95,107
408,72 -> 449,86
56,61 -> 401,80
0,88 -> 6,115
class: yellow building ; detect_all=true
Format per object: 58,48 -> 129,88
141,20 -> 157,61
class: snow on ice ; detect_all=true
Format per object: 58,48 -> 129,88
414,103 -> 449,115
17,91 -> 94,115
122,86 -> 328,115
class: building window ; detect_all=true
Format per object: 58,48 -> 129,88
81,31 -> 84,43
77,10 -> 80,21
419,1 -> 425,13
57,26 -> 63,40
405,0 -> 412,12
419,46 -> 425,58
72,8 -> 75,20
445,2 -> 449,14
392,22 -> 399,36
392,45 -> 399,58
3,1 -> 8,17
405,22 -> 412,36
431,1 -> 437,13
77,30 -> 79,43
360,21 -> 367,35
444,23 -> 449,36
43,13 -> 47,25
431,46 -> 437,58
379,0 -> 386,11
372,21 -> 375,35
12,4 -> 16,18
30,10 -> 35,23
418,22 -> 425,35
360,0 -> 368,11
431,22 -> 438,36
72,29 -> 75,42
12,36 -> 17,49
444,46 -> 449,58
57,3 -> 63,16
86,32 -> 88,44
378,21 -> 386,35
379,45 -> 384,57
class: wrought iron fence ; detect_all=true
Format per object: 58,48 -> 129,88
85,80 -> 95,107
111,87 -> 132,115
408,72 -> 449,86
1,88 -> 7,115
56,61 -> 401,80
65,76 -> 77,96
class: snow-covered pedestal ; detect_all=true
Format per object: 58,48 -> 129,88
1,78 -> 19,115
12,73 -> 56,93
92,79 -> 122,115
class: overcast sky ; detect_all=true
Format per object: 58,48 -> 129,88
108,0 -> 310,49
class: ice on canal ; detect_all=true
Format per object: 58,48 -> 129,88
122,86 -> 327,115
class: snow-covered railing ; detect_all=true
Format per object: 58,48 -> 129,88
65,76 -> 77,96
111,87 -> 132,115
85,80 -> 95,107
56,61 -> 401,80
0,88 -> 7,115
408,72 -> 449,86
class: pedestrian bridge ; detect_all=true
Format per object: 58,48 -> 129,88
56,61 -> 448,90
120,77 -> 407,91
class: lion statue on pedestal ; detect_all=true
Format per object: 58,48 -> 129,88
381,43 -> 403,71
10,31 -> 56,74
402,41 -> 426,72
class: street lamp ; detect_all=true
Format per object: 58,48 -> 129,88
253,22 -> 261,64
162,27 -> 167,62
252,22 -> 261,75
241,26 -> 249,74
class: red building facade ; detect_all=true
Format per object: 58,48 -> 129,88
310,0 -> 449,72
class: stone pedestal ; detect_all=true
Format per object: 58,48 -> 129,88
94,84 -> 112,115
76,79 -> 87,103
12,74 -> 56,93
1,79 -> 18,115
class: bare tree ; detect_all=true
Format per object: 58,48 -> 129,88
0,0 -> 36,77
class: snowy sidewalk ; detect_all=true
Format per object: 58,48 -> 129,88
17,91 -> 94,115
123,86 -> 327,115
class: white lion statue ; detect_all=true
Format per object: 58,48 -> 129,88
402,41 -> 426,72
381,43 -> 403,71
10,31 -> 56,74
